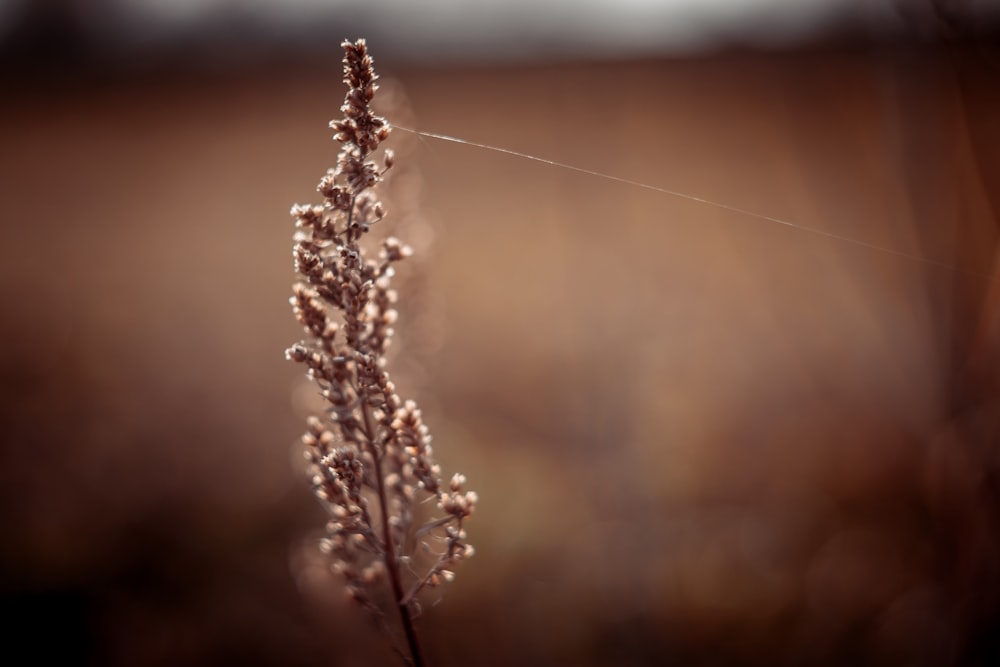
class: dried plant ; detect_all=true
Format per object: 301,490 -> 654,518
285,39 -> 476,667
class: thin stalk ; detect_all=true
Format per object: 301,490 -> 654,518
361,401 -> 425,667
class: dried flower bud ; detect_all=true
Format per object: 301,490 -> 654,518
383,236 -> 414,263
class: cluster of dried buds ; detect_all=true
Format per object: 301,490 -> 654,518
285,39 -> 476,641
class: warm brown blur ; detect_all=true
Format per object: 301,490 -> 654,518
2,38 -> 999,667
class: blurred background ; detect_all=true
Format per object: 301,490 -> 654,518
2,0 -> 1000,665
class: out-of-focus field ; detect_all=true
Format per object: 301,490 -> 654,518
1,45 -> 999,666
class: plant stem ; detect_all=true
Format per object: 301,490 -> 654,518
362,402 -> 425,667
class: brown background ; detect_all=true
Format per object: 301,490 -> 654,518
2,26 -> 1000,667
